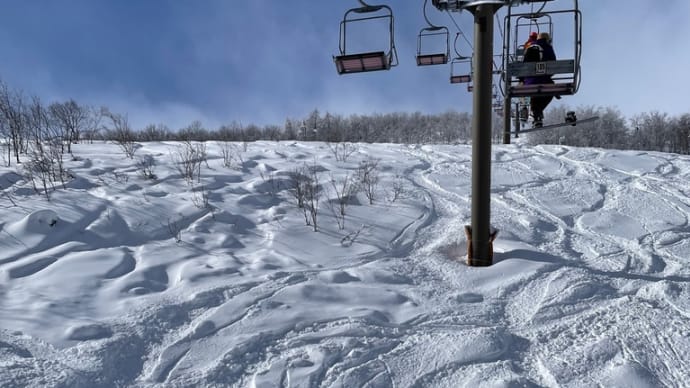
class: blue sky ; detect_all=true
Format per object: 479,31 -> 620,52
1,1 -> 689,130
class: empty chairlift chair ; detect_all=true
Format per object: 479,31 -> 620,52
449,33 -> 472,84
416,0 -> 450,66
334,1 -> 399,74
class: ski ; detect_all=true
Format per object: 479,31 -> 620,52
512,116 -> 599,135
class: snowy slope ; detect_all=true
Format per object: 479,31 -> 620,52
1,141 -> 689,387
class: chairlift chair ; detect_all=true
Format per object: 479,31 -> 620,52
503,0 -> 582,98
416,0 -> 450,66
450,57 -> 472,84
449,33 -> 472,84
417,26 -> 450,66
334,1 -> 399,74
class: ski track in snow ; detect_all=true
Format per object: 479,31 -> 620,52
1,141 -> 690,387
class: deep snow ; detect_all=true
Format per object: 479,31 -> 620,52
1,140 -> 689,387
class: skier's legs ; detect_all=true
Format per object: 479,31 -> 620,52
530,95 -> 554,120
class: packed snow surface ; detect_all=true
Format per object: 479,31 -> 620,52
1,141 -> 690,387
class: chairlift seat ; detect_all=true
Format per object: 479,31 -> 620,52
450,74 -> 472,84
417,53 -> 448,66
335,51 -> 391,74
509,82 -> 575,98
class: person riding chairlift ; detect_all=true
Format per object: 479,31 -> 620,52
523,32 -> 557,127
524,31 -> 538,50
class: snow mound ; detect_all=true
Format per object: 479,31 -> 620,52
7,209 -> 59,235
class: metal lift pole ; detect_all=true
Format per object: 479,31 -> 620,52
468,3 -> 500,265
502,3 -> 512,145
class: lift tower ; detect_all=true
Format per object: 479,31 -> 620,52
431,0 -> 510,265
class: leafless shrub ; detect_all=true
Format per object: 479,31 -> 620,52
136,154 -> 157,180
21,137 -> 73,200
219,141 -> 244,169
287,165 -> 309,209
341,224 -> 367,247
356,156 -> 380,205
327,172 -> 359,230
22,151 -> 55,200
112,170 -> 129,184
259,169 -> 281,196
303,163 -> 322,232
327,142 -> 359,162
170,142 -> 205,184
288,162 -> 321,231
0,140 -> 7,167
167,218 -> 182,243
1,176 -> 18,207
103,110 -> 138,159
191,185 -> 211,210
195,141 -> 210,168
387,174 -> 406,202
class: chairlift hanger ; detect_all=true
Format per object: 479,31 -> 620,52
416,0 -> 450,66
334,0 -> 399,75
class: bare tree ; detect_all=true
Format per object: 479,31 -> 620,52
288,165 -> 309,209
356,156 -> 380,205
328,172 -> 359,230
140,123 -> 171,141
327,142 -> 358,162
136,154 -> 157,180
170,141 -> 205,184
0,80 -> 27,165
219,141 -> 244,169
49,99 -> 89,154
672,113 -> 690,155
303,162 -> 322,232
103,109 -> 138,158
82,105 -> 105,144
288,162 -> 322,231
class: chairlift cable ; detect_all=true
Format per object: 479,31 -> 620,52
495,14 -> 504,42
445,10 -> 473,50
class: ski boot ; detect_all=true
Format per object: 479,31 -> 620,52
566,111 -> 577,126
533,113 -> 543,128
